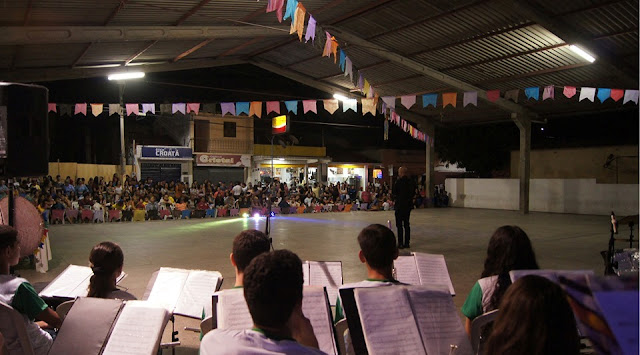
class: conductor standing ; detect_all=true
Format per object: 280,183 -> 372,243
393,167 -> 415,249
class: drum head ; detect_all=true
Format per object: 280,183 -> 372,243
0,196 -> 45,257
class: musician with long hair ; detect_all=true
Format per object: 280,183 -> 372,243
88,241 -> 135,300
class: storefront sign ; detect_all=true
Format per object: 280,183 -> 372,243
141,146 -> 192,159
196,153 -> 250,167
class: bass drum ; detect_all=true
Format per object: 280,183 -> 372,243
0,196 -> 45,258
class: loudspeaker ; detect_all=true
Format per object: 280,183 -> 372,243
0,83 -> 49,177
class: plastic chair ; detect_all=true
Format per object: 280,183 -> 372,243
108,209 -> 121,222
272,207 -> 281,215
81,209 -> 93,223
297,206 -> 306,214
337,204 -> 345,212
147,209 -> 160,220
93,209 -> 105,223
200,316 -> 214,336
471,309 -> 499,355
289,206 -> 298,214
335,318 -> 349,355
229,208 -> 239,217
51,209 -> 65,224
65,209 -> 78,223
56,300 -> 75,321
159,209 -> 172,220
0,301 -> 36,355
360,203 -> 368,211
192,210 -> 205,218
218,208 -> 228,217
132,209 -> 146,221
205,209 -> 217,218
344,204 -> 353,212
323,205 -> 333,212
180,210 -> 191,219
314,205 -> 322,213
239,208 -> 250,217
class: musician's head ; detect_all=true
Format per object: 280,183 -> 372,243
243,250 -> 303,329
483,225 -> 538,277
88,241 -> 124,298
358,224 -> 398,271
231,229 -> 271,273
0,225 -> 20,268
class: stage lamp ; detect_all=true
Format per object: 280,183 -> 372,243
242,213 -> 249,218
108,72 -> 145,80
253,213 -> 261,219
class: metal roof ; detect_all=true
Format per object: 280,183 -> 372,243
0,0 -> 637,125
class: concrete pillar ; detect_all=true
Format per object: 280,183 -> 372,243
513,113 -> 531,214
422,121 -> 436,204
304,164 -> 309,184
363,165 -> 369,189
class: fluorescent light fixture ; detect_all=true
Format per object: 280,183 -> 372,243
108,72 -> 145,81
569,45 -> 595,63
278,158 -> 285,161
333,93 -> 349,101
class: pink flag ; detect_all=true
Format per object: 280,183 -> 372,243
74,103 -> 87,116
172,103 -> 186,114
266,101 -> 280,114
361,98 -> 376,116
486,90 -> 500,102
305,15 -> 316,43
90,103 -> 103,116
563,86 -> 577,99
249,101 -> 263,118
126,103 -> 139,116
266,0 -> 285,22
610,89 -> 624,102
48,103 -> 57,113
302,100 -> 317,114
186,103 -> 200,115
400,95 -> 416,109
541,85 -> 554,100
323,99 -> 339,114
381,96 -> 395,110
322,32 -> 332,58
463,91 -> 477,107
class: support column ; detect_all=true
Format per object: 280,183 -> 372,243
422,121 -> 435,206
513,113 -> 531,214
304,164 -> 309,184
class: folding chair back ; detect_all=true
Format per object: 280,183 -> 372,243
132,209 -> 146,221
337,204 -> 345,212
297,206 -> 306,214
65,209 -> 78,223
51,209 -> 65,224
471,309 -> 499,355
93,209 -> 105,223
205,209 -> 217,218
147,209 -> 160,220
335,318 -> 349,355
272,207 -> 281,215
159,209 -> 172,220
314,205 -> 322,213
229,209 -> 239,217
180,210 -> 191,219
344,204 -> 353,212
0,301 -> 36,355
218,208 -> 228,217
289,206 -> 298,214
108,209 -> 121,222
359,203 -> 368,210
81,209 -> 93,222
56,300 -> 75,321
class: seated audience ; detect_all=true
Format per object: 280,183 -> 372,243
0,226 -> 61,355
200,250 -> 323,355
461,225 -> 539,334
485,275 -> 580,355
88,241 -> 136,300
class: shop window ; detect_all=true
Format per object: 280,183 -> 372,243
224,122 -> 236,138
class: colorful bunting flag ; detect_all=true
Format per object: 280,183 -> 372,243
339,50 -> 346,71
285,100 -> 298,114
358,73 -> 364,92
361,98 -> 376,116
305,15 -> 316,43
172,103 -> 186,114
486,90 -> 500,102
59,104 -> 72,117
74,103 -> 87,116
323,99 -> 339,114
126,103 -> 139,116
400,95 -> 416,109
381,96 -> 395,110
290,2 -> 306,41
342,99 -> 357,113
249,101 -> 262,118
142,103 -> 155,114
90,103 -> 103,116
283,0 -> 297,21
463,92 -> 477,107
202,103 -> 216,114
302,100 -> 317,114
579,87 -> 595,102
363,80 -> 370,96
322,31 -> 332,58
596,88 -> 611,103
422,93 -> 437,108
266,0 -> 285,22
524,87 -> 539,101
266,101 -> 280,114
236,102 -> 250,116
623,90 -> 639,105
504,89 -> 519,103
344,57 -> 353,82
108,104 -> 121,116
442,93 -> 457,108
331,38 -> 338,63
160,104 -> 171,115
187,103 -> 200,115
563,86 -> 576,99
47,103 -> 57,113
221,102 -> 235,116
610,89 -> 624,102
542,86 -> 554,100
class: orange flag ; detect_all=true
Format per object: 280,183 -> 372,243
249,101 -> 262,118
290,3 -> 306,41
442,92 -> 457,108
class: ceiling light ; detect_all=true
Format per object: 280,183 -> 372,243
333,93 -> 349,101
569,45 -> 595,63
107,72 -> 145,81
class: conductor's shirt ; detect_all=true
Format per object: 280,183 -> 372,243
392,176 -> 414,211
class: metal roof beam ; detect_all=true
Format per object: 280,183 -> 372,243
174,0 -> 212,26
104,0 -> 129,26
172,38 -> 214,62
23,0 -> 33,26
124,41 -> 158,66
324,26 -> 537,119
0,26 -> 291,45
1,58 -> 246,83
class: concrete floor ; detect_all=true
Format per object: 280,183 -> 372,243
17,208 -> 613,354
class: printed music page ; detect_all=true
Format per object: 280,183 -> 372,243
414,253 -> 456,295
39,264 -> 93,298
216,288 -> 253,330
354,287 -> 426,355
509,269 -> 595,283
173,270 -> 222,318
394,255 -> 420,285
302,261 -> 310,285
102,301 -> 170,355
302,286 -> 338,355
407,286 -> 472,355
308,261 -> 342,306
146,267 -> 188,311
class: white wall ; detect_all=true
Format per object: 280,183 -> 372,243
445,178 -> 639,216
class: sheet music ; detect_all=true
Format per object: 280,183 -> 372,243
302,286 -> 337,355
407,286 -> 472,355
216,288 -> 253,330
394,256 -> 420,285
354,287 -> 426,355
146,268 -> 188,311
102,301 -> 170,355
414,253 -> 456,295
308,261 -> 343,306
303,262 -> 310,285
173,270 -> 222,318
509,269 -> 595,283
39,264 -> 92,298
593,290 -> 639,355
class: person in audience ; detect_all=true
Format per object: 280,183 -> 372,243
0,225 -> 61,354
335,224 -> 400,322
461,225 -> 539,335
200,249 -> 323,355
484,275 -> 579,355
230,229 -> 271,288
87,241 -> 136,300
